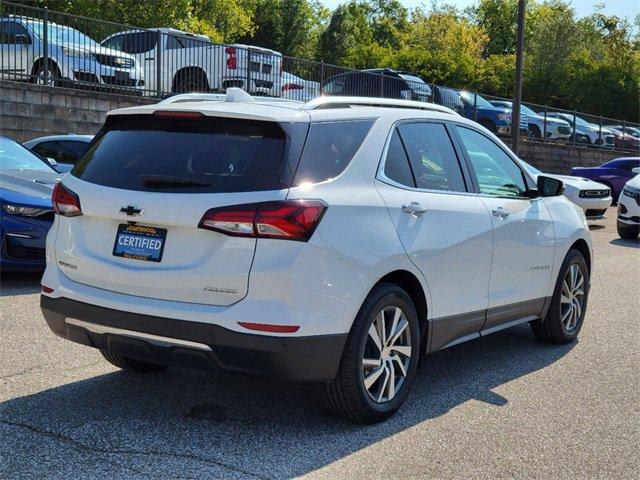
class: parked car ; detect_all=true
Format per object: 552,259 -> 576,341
0,136 -> 61,271
612,131 -> 640,151
23,134 -> 93,171
0,15 -> 143,92
40,91 -> 593,423
605,125 -> 640,138
322,68 -> 432,101
101,29 -> 282,96
545,112 -> 615,146
616,172 -> 640,239
490,101 -> 572,140
570,157 -> 640,201
281,71 -> 319,102
432,87 -> 527,136
522,162 -> 612,219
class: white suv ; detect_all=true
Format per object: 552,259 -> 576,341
617,171 -> 640,239
41,92 -> 593,423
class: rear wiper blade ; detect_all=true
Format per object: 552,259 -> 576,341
139,175 -> 211,188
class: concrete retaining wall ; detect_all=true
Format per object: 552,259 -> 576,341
0,80 -> 629,174
518,141 -> 621,175
0,80 -> 153,143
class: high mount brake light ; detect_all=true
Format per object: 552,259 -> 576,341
152,111 -> 205,119
198,200 -> 327,242
282,83 -> 304,91
52,183 -> 82,217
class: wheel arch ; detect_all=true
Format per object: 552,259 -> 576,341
30,56 -> 61,78
569,238 -> 591,274
376,269 -> 430,363
172,66 -> 210,92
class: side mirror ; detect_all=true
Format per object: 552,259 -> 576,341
631,167 -> 640,175
45,157 -> 58,167
15,33 -> 31,45
537,175 -> 564,197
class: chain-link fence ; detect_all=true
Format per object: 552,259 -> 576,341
1,0 -> 639,153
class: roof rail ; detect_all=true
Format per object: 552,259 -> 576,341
302,96 -> 459,115
158,89 -> 303,105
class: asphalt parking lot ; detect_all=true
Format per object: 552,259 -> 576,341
1,207 -> 638,479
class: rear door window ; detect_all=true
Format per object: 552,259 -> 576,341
73,115 -> 289,193
293,120 -> 373,185
397,122 -> 467,192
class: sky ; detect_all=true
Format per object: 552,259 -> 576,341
319,0 -> 640,21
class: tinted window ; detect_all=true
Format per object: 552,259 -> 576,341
111,32 -> 157,54
32,140 -> 88,164
383,129 -> 415,187
620,160 -> 640,172
0,22 -> 30,44
73,116 -> 288,193
397,123 -> 466,192
166,35 -> 205,49
456,126 -> 527,197
293,120 -> 373,185
434,86 -> 463,111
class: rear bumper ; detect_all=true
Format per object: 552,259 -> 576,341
41,295 -> 347,382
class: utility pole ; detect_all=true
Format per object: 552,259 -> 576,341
511,0 -> 526,154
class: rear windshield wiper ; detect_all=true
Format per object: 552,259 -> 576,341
139,175 -> 212,188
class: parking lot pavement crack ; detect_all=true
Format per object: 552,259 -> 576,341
0,418 -> 271,479
0,366 -> 40,381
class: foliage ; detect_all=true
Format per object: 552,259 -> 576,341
8,0 -> 640,121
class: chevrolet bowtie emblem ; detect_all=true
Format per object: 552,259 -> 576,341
120,205 -> 143,216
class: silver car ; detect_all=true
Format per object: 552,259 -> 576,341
0,15 -> 143,92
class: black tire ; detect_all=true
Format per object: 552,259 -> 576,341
32,61 -> 61,87
528,124 -> 541,139
323,282 -> 420,423
617,220 -> 640,240
173,69 -> 208,93
100,350 -> 168,373
530,249 -> 589,344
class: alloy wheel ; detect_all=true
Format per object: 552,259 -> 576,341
36,70 -> 55,86
361,306 -> 412,404
561,264 -> 585,332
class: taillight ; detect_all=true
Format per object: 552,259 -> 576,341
282,83 -> 304,91
52,183 -> 82,217
199,200 -> 327,242
225,47 -> 237,70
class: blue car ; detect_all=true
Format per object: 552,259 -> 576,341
1,136 -> 62,271
431,86 -> 527,135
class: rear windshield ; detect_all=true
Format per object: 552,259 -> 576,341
72,115 -> 289,193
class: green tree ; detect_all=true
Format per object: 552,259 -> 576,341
469,0 -> 519,55
393,6 -> 487,87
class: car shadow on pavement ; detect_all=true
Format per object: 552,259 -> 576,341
610,238 -> 639,249
0,324 -> 575,478
0,272 -> 43,296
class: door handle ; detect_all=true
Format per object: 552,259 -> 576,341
402,202 -> 427,217
145,57 -> 155,61
492,206 -> 510,218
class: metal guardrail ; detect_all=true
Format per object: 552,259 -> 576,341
1,0 -> 639,154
